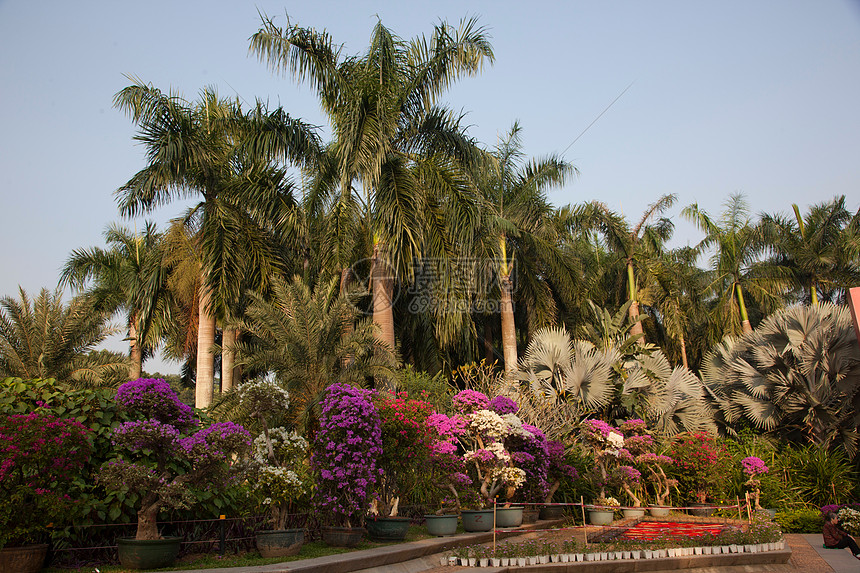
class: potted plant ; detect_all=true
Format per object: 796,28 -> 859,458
311,383 -> 381,546
238,379 -> 309,557
637,453 -> 677,516
98,378 -> 251,569
365,391 -> 436,540
0,410 -> 91,573
741,456 -> 769,511
578,419 -> 626,523
540,440 -> 578,519
668,432 -> 730,515
612,465 -> 646,518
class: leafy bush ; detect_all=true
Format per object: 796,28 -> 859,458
776,508 -> 824,533
778,444 -> 858,506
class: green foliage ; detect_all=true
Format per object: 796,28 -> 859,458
776,507 -> 824,533
395,365 -> 451,411
777,444 -> 859,506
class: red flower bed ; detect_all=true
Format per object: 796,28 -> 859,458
620,520 -> 727,540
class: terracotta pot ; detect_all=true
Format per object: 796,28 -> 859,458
0,543 -> 48,573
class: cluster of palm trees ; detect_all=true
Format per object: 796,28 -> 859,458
1,15 -> 858,414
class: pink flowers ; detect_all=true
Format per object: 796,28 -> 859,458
741,456 -> 769,476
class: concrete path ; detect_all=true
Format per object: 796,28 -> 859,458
799,534 -> 860,572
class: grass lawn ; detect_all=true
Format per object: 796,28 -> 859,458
43,525 -> 439,572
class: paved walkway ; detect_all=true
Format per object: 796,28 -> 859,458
173,530 -> 857,573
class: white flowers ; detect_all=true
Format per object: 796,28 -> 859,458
606,431 -> 624,451
252,428 -> 308,464
238,377 -> 291,412
470,409 -> 509,438
491,466 -> 527,488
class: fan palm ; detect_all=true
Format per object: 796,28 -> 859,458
682,193 -> 787,336
250,15 -> 493,366
702,303 -> 860,455
60,222 -> 168,379
231,276 -> 397,432
0,288 -> 127,386
114,80 -> 320,406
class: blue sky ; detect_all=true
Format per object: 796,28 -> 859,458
1,0 -> 859,373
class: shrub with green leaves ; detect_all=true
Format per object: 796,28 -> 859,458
776,508 -> 824,533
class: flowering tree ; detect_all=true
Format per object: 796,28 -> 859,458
373,392 -> 436,517
425,412 -> 471,512
578,419 -> 625,501
238,379 -> 308,530
741,456 -> 769,510
428,390 -> 526,508
0,411 -> 91,548
311,383 -> 382,527
98,379 -> 251,540
668,431 -> 731,504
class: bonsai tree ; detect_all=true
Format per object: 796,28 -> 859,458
0,410 -> 91,549
668,431 -> 731,505
98,378 -> 251,540
238,378 -> 309,530
373,392 -> 436,517
578,419 -> 625,501
741,456 -> 769,510
311,383 -> 382,528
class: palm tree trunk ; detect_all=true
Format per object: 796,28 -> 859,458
483,320 -> 495,364
627,261 -> 644,337
736,283 -> 753,334
196,274 -> 216,408
340,267 -> 355,367
500,274 -> 517,373
221,327 -> 237,392
128,316 -> 142,380
372,243 -> 396,390
679,335 -> 689,369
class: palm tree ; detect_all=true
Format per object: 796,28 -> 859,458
581,195 -> 676,340
59,222 -> 168,379
0,288 -> 127,386
702,303 -> 860,456
114,80 -> 320,407
682,193 -> 787,336
471,123 -> 576,373
250,15 -> 493,367
760,196 -> 860,305
231,276 -> 397,432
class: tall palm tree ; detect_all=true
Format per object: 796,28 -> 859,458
471,123 -> 576,373
114,80 -> 320,407
760,196 -> 860,305
250,15 -> 493,367
60,222 -> 168,379
581,195 -> 676,339
682,193 -> 787,336
0,288 -> 127,386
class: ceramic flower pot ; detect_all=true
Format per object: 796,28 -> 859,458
423,514 -> 458,536
321,526 -> 366,547
365,516 -> 411,541
648,504 -> 671,517
622,508 -> 646,519
588,509 -> 615,525
116,537 -> 181,570
0,543 -> 49,573
494,506 -> 524,528
539,505 -> 566,520
461,509 -> 494,532
689,503 -> 713,517
255,528 -> 304,558
522,507 -> 540,523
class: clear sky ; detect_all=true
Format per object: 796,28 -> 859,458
1,0 -> 859,373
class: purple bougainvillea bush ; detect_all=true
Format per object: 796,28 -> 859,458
98,378 -> 251,540
311,383 -> 382,527
0,410 -> 92,548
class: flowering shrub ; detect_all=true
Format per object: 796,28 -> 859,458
488,396 -> 519,415
98,378 -> 251,540
452,389 -> 490,414
238,379 -> 309,530
838,507 -> 860,535
610,465 -> 643,507
0,411 -> 92,548
637,453 -> 677,506
373,392 -> 436,517
668,432 -> 731,504
311,384 -> 382,527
